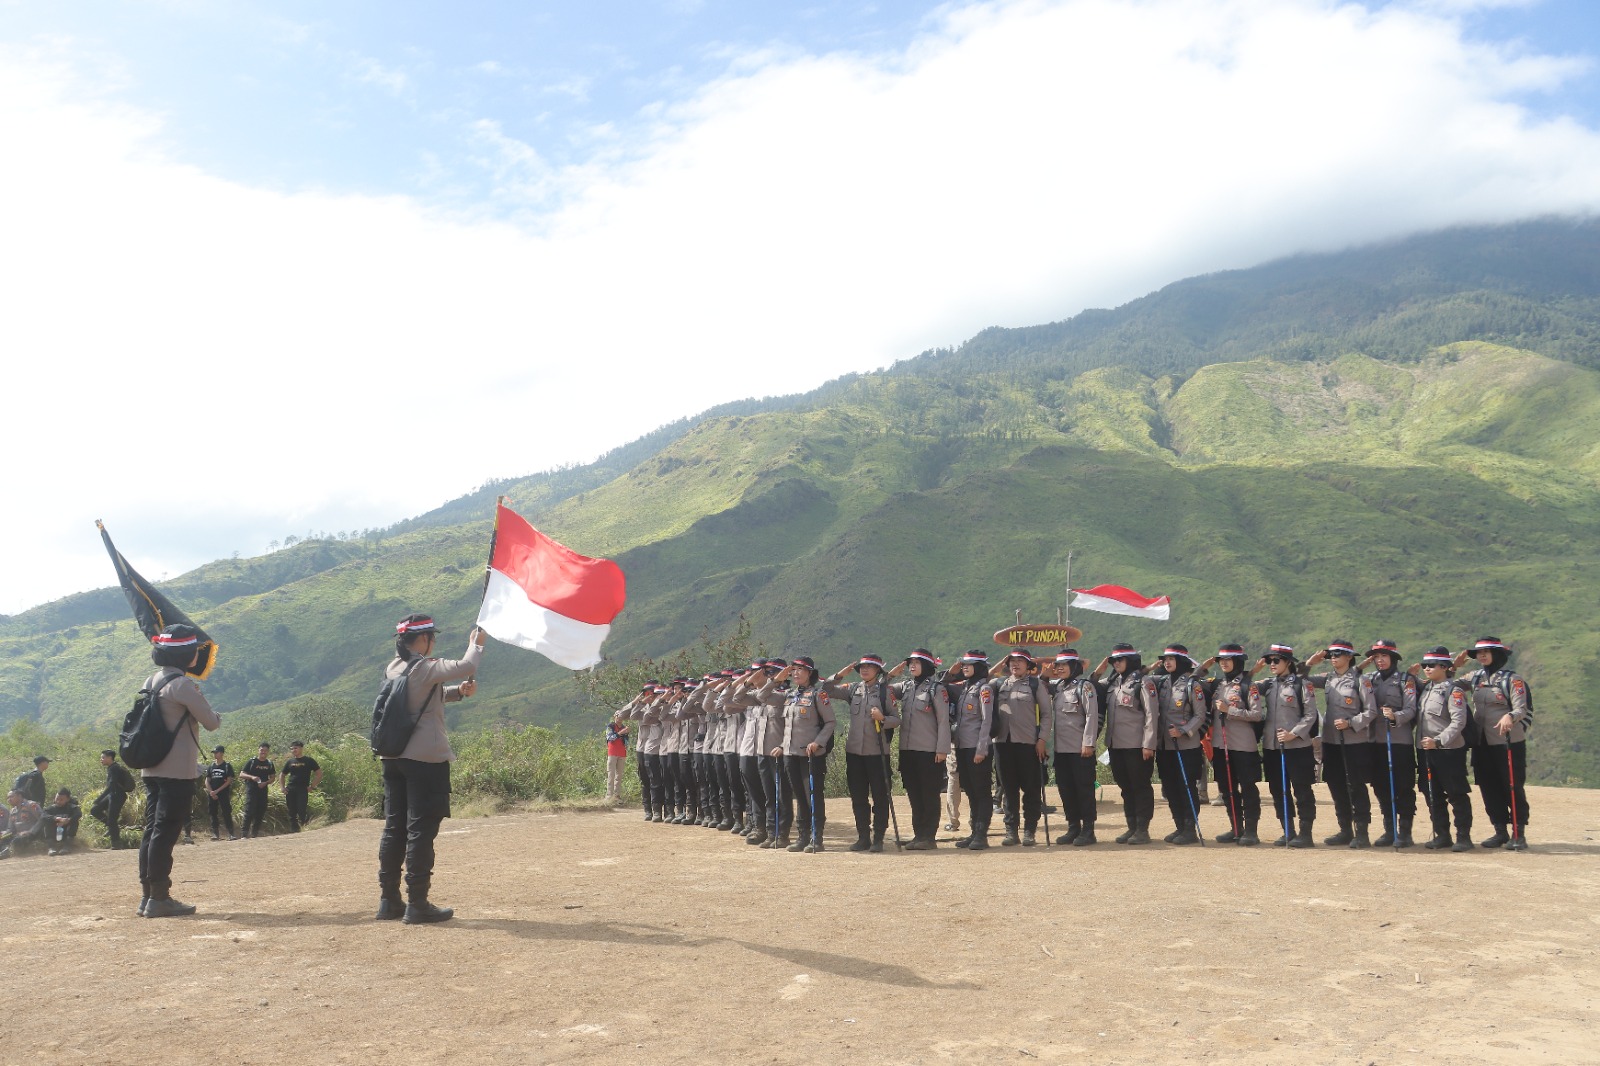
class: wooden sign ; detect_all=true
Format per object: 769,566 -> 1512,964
993,623 -> 1082,647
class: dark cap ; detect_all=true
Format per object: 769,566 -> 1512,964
290,740 -> 305,748
212,745 -> 226,753
33,754 -> 52,765
101,749 -> 117,759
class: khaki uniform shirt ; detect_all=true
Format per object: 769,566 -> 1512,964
382,642 -> 481,763
141,668 -> 222,780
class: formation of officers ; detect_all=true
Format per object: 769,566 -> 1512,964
616,636 -> 1533,854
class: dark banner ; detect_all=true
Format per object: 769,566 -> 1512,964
97,521 -> 218,679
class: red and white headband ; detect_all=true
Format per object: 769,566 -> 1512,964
1054,652 -> 1081,664
855,656 -> 886,670
152,632 -> 198,648
908,651 -> 942,666
1472,640 -> 1510,653
1268,644 -> 1295,657
1326,642 -> 1356,656
396,618 -> 436,634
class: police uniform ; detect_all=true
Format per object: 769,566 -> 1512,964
1045,653 -> 1099,845
1305,646 -> 1377,847
1150,651 -> 1208,845
779,669 -> 836,852
638,691 -> 668,822
1103,647 -> 1158,845
1463,638 -> 1532,849
717,678 -> 750,833
825,658 -> 903,852
1202,657 -> 1264,845
754,673 -> 796,846
657,689 -> 682,821
731,669 -> 773,842
989,662 -> 1046,845
948,655 -> 996,850
1253,645 -> 1319,847
892,663 -> 953,849
1363,642 -> 1419,847
1415,652 -> 1474,851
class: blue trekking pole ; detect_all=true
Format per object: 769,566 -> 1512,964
1279,744 -> 1291,848
1383,723 -> 1399,848
1173,743 -> 1204,847
772,757 -> 782,844
805,755 -> 821,853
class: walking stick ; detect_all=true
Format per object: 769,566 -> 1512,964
1172,743 -> 1204,847
1221,720 -> 1239,839
1505,741 -> 1521,849
806,755 -> 820,853
1383,722 -> 1400,849
1338,722 -> 1361,844
876,721 -> 903,850
1037,701 -> 1052,847
1279,743 -> 1292,847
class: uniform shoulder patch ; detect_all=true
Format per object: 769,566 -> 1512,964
1513,679 -> 1526,694
981,687 -> 993,702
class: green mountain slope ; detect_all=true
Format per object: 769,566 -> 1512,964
5,221 -> 1600,787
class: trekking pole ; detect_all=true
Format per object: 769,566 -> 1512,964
1037,701 -> 1051,847
1505,740 -> 1521,850
1339,722 -> 1361,845
1173,743 -> 1204,847
806,755 -> 820,853
1383,722 -> 1400,849
1279,742 -> 1291,849
876,721 -> 903,849
773,755 -> 783,844
1221,718 -> 1239,839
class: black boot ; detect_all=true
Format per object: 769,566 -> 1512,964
1214,821 -> 1238,844
1056,822 -> 1081,846
1395,817 -> 1415,849
1126,820 -> 1151,845
1350,825 -> 1371,849
1373,818 -> 1396,848
403,883 -> 454,924
1238,819 -> 1259,847
1021,826 -> 1038,847
1508,824 -> 1529,851
144,892 -> 197,919
1324,820 -> 1353,847
746,826 -> 769,846
1072,826 -> 1097,846
1451,833 -> 1475,852
1289,819 -> 1315,848
1114,812 -> 1136,845
966,823 -> 990,851
1425,825 -> 1452,850
731,816 -> 745,835
1480,825 -> 1510,849
870,831 -> 886,854
1272,819 -> 1294,847
376,871 -> 404,921
849,833 -> 872,853
1170,822 -> 1199,846
1001,825 -> 1021,846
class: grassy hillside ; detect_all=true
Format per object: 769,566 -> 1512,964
5,222 -> 1600,787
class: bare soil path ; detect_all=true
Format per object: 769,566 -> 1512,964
3,786 -> 1597,1065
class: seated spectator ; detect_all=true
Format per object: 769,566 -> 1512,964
6,789 -> 45,854
0,804 -> 10,858
42,789 -> 83,856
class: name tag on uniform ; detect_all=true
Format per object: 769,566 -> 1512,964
1120,693 -> 1133,706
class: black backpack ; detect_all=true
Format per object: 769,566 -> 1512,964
119,673 -> 190,770
370,658 -> 435,758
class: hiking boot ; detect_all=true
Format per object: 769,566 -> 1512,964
1001,828 -> 1021,847
1114,827 -> 1136,844
1170,826 -> 1199,846
1373,826 -> 1396,847
1324,824 -> 1353,847
904,839 -> 934,851
1239,822 -> 1260,847
1272,832 -> 1291,848
1021,828 -> 1038,847
403,901 -> 454,924
1072,828 -> 1097,846
137,896 -> 149,917
1350,826 -> 1371,849
1425,831 -> 1452,850
746,829 -> 769,846
869,840 -> 885,853
805,838 -> 826,853
1289,827 -> 1315,849
1056,823 -> 1081,846
375,893 -> 405,921
145,898 -> 197,919
1396,818 -> 1415,849
1451,835 -> 1475,853
1508,826 -> 1530,851
848,836 -> 871,853
1126,825 -> 1151,845
954,833 -> 974,849
966,833 -> 990,851
787,837 -> 810,853
1480,826 -> 1509,849
1215,828 -> 1238,844
731,817 -> 745,834
1163,829 -> 1183,844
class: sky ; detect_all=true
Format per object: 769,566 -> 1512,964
2,0 -> 1599,615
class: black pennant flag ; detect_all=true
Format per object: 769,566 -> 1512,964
96,520 -> 218,679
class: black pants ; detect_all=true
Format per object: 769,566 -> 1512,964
1052,751 -> 1097,828
994,742 -> 1042,830
1108,747 -> 1155,827
1265,748 -> 1317,829
677,752 -> 697,814
1420,747 -> 1473,837
1156,746 -> 1203,829
760,754 -> 790,835
378,759 -> 451,896
243,786 -> 269,837
740,755 -> 767,831
138,777 -> 194,899
1373,740 -> 1418,831
845,752 -> 891,840
710,751 -> 732,820
724,752 -> 746,817
660,752 -> 679,813
635,753 -> 652,813
899,750 -> 945,841
956,747 -> 994,831
95,790 -> 129,848
208,788 -> 235,837
1211,748 -> 1262,833
1323,742 -> 1374,827
785,754 -> 827,844
285,786 -> 310,831
1472,740 -> 1530,828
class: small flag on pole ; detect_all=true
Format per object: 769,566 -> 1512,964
476,501 -> 627,669
1069,584 -> 1171,621
96,520 -> 219,678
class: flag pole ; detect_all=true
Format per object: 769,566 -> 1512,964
1063,551 -> 1073,626
481,496 -> 505,602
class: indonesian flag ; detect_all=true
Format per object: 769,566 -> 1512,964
1069,584 -> 1171,621
476,502 -> 627,669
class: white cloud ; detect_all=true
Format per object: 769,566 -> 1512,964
2,0 -> 1599,613
351,54 -> 409,96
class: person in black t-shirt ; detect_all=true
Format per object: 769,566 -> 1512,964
239,744 -> 276,838
92,750 -> 137,849
43,789 -> 82,855
205,746 -> 238,840
280,742 -> 322,831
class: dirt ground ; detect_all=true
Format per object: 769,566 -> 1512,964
2,785 -> 1597,1066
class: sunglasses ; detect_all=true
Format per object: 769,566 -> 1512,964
1263,656 -> 1283,665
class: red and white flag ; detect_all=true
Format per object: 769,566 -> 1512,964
476,502 -> 627,669
1069,584 -> 1171,621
